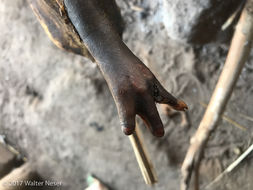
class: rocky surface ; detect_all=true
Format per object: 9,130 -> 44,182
0,0 -> 253,190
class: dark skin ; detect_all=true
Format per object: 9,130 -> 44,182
64,0 -> 188,137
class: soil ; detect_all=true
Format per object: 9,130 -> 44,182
0,0 -> 253,190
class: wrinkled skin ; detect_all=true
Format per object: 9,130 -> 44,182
64,0 -> 187,137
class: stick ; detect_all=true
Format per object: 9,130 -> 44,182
239,113 -> 253,122
129,123 -> 158,185
181,1 -> 253,189
205,143 -> 253,189
199,101 -> 247,131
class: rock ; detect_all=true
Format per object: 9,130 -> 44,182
162,0 -> 243,44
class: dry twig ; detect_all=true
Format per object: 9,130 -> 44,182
129,122 -> 158,185
181,1 -> 253,189
199,101 -> 247,131
205,143 -> 253,189
239,113 -> 253,122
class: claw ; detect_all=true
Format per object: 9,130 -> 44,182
174,99 -> 188,111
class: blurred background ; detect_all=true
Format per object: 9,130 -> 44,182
0,0 -> 253,189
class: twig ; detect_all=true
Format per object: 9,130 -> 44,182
181,1 -> 253,189
199,101 -> 247,131
239,113 -> 253,122
221,1 -> 244,31
129,2 -> 144,12
129,123 -> 158,185
205,143 -> 253,189
130,5 -> 144,12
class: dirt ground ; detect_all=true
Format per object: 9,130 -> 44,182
0,0 -> 253,190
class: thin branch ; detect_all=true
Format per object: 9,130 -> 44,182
199,101 -> 247,131
181,1 -> 253,189
205,143 -> 253,189
129,122 -> 158,185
